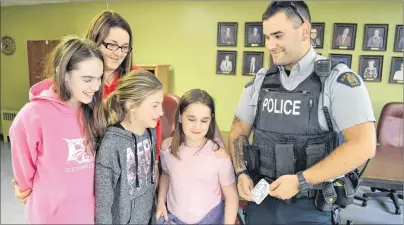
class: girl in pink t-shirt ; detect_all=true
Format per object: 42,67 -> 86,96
156,89 -> 239,224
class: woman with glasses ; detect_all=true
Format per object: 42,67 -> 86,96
11,10 -> 163,209
84,11 -> 139,99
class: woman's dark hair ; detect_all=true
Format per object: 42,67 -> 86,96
85,10 -> 133,78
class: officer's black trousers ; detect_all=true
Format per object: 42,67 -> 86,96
244,196 -> 331,225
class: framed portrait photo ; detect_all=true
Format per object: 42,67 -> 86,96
310,23 -> 325,49
363,24 -> 388,51
332,23 -> 357,50
242,51 -> 264,76
394,25 -> 403,52
245,22 -> 264,47
329,53 -> 352,68
217,22 -> 238,47
216,50 -> 236,75
359,55 -> 383,82
389,57 -> 403,84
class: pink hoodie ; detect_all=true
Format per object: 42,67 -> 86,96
10,79 -> 95,224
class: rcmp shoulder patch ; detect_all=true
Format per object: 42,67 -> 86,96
245,75 -> 256,88
336,72 -> 361,88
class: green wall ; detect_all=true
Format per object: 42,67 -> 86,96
1,1 -> 403,133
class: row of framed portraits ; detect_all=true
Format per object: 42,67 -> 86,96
216,50 -> 264,76
216,49 -> 403,84
327,54 -> 403,84
217,21 -> 403,52
217,22 -> 265,47
312,23 -> 402,52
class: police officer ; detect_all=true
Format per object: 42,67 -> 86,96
228,1 -> 376,224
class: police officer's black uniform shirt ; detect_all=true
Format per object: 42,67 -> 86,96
234,47 -> 375,133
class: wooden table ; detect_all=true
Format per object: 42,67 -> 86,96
219,131 -> 403,190
360,146 -> 403,190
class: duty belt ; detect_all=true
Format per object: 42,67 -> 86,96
295,190 -> 316,199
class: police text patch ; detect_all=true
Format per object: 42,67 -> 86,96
337,72 -> 361,88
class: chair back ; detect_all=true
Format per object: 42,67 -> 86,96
377,102 -> 404,147
161,93 -> 180,140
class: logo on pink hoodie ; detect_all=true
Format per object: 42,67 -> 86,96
64,138 -> 94,173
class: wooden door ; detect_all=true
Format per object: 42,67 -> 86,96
27,40 -> 60,87
138,64 -> 171,93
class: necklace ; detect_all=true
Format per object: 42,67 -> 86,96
184,138 -> 208,149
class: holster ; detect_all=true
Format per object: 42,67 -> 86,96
333,176 -> 355,208
314,182 -> 337,212
314,170 -> 359,211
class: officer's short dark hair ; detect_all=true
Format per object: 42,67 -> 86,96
262,1 -> 311,28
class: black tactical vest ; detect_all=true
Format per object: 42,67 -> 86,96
252,63 -> 339,181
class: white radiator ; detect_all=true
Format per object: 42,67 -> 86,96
1,110 -> 18,142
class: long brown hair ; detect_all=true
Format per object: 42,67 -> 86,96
170,89 -> 219,158
44,35 -> 106,153
104,70 -> 163,126
85,10 -> 133,78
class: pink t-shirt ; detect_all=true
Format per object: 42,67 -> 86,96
160,139 -> 235,224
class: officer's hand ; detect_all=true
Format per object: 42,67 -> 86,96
237,174 -> 253,201
268,175 -> 299,200
11,178 -> 32,204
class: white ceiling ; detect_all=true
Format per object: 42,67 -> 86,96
0,0 -> 248,7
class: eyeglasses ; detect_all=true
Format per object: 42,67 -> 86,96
272,1 -> 305,25
102,42 -> 132,53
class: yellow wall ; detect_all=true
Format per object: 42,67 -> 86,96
1,1 -> 403,133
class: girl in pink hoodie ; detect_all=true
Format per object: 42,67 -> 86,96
9,35 -> 105,224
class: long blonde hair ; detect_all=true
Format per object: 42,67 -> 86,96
104,70 -> 163,126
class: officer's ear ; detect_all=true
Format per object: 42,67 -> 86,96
178,115 -> 182,123
302,23 -> 310,41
